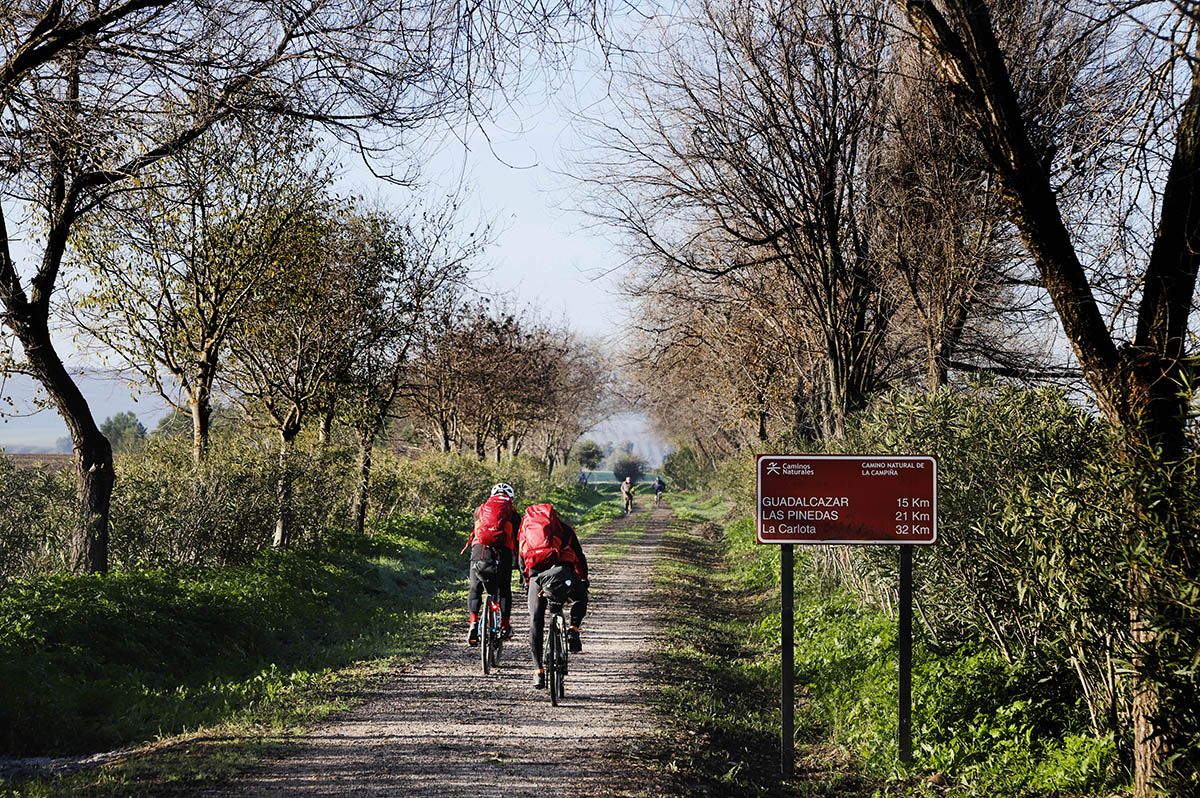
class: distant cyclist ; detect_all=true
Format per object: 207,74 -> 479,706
464,483 -> 521,646
518,503 -> 589,689
620,476 -> 635,514
652,476 -> 666,506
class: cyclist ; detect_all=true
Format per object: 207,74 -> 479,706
464,482 -> 521,646
620,475 -> 635,514
517,503 -> 589,689
653,475 -> 666,505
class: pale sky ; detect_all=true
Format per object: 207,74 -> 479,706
0,43 -> 646,450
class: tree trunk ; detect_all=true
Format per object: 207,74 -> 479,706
1,171 -> 114,573
273,425 -> 300,548
352,429 -> 373,537
930,285 -> 974,391
1130,563 -> 1164,797
927,332 -> 949,389
318,404 -> 335,445
189,392 -> 211,467
791,377 -> 817,443
188,351 -> 218,466
436,419 -> 452,452
11,313 -> 115,573
70,431 -> 115,574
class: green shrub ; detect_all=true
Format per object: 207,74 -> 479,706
827,388 -> 1139,735
2,441 -> 566,581
662,446 -> 711,491
0,457 -> 74,580
109,434 -> 363,568
692,384 -> 1172,793
611,454 -> 647,484
368,450 -> 555,521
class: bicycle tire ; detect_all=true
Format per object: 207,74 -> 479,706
557,618 -> 567,699
547,621 -> 560,707
480,601 -> 491,675
490,600 -> 503,667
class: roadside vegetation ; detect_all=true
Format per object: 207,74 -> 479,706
651,383 -> 1198,796
0,446 -> 611,795
598,2 -> 1200,794
650,498 -> 878,797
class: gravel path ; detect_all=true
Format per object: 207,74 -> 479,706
209,506 -> 671,797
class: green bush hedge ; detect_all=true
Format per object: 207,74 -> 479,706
1,439 -> 565,581
719,515 -> 1119,796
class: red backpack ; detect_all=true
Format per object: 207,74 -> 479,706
473,495 -> 514,548
519,503 -> 565,574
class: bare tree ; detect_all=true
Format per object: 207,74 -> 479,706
221,196 -> 358,547
404,300 -> 608,470
627,261 -> 812,452
521,331 -> 610,475
877,43 -> 1053,389
895,1 -> 1199,791
337,202 -> 478,536
582,0 -> 896,437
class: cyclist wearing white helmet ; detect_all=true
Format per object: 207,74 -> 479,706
463,482 -> 521,645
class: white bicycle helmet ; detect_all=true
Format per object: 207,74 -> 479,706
490,482 -> 515,499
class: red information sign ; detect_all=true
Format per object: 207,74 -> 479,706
757,455 -> 937,545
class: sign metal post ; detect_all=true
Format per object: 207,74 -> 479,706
781,543 -> 794,775
899,545 -> 913,762
756,454 -> 936,774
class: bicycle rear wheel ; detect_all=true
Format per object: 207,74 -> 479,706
547,622 -> 560,706
480,601 -> 491,675
556,619 -> 567,699
490,600 -> 503,667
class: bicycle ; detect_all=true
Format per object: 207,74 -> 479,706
622,491 -> 634,515
479,584 -> 504,675
543,600 -> 569,705
654,489 -> 664,507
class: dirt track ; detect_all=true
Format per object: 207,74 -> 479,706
207,506 -> 670,797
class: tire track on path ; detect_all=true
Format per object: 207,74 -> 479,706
208,506 -> 672,797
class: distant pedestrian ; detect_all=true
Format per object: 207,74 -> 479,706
620,476 -> 634,514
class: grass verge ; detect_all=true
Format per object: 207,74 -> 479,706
648,495 -> 1121,798
644,497 -> 880,797
1,484 -> 611,797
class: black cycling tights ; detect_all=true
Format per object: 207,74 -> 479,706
527,578 -> 588,668
468,544 -> 513,620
